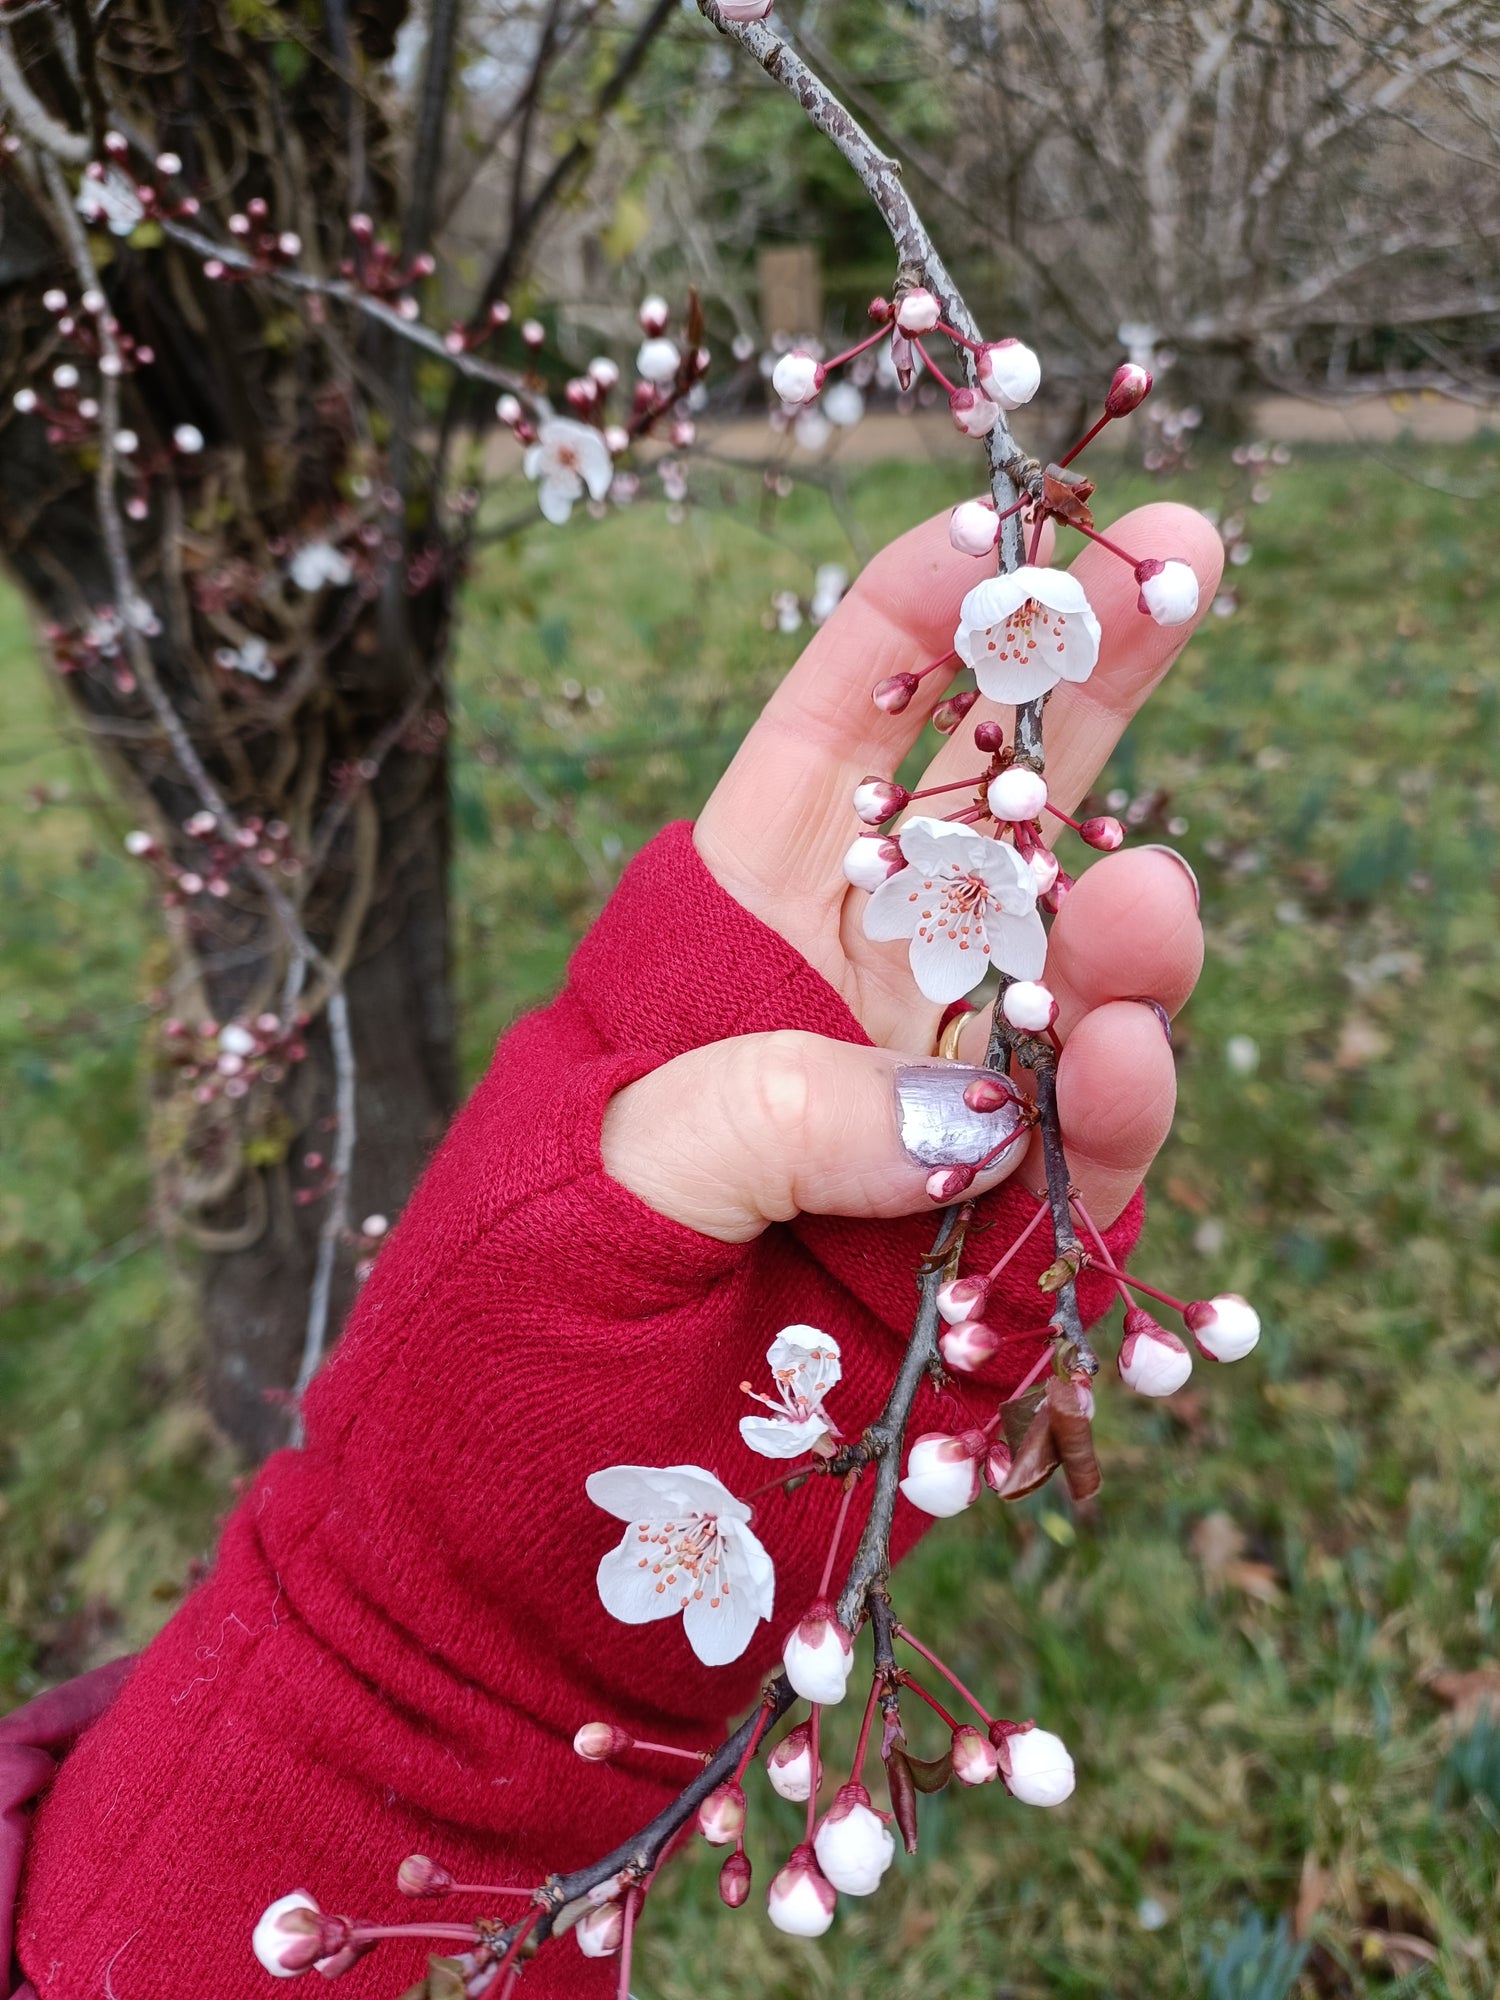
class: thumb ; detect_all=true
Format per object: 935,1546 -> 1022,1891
600,1030 -> 1029,1244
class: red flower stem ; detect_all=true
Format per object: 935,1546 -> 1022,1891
908,770 -> 989,801
911,648 -> 959,682
816,1477 -> 858,1600
944,805 -> 987,824
933,320 -> 981,352
490,1907 -> 541,1979
912,338 -> 958,394
438,1883 -> 537,1898
1028,512 -> 1046,564
1069,1195 -> 1134,1309
806,1704 -> 822,1843
1069,519 -> 1142,571
972,1121 -> 1031,1174
895,1671 -> 961,1732
615,1888 -> 640,2000
984,1198 -> 1050,1279
629,1739 -> 710,1764
1056,409 -> 1113,469
731,1696 -> 777,1785
849,1675 -> 882,1784
823,323 -> 891,372
1044,800 -> 1087,831
348,1922 -> 484,1944
893,1626 -> 995,1726
1077,1238 -> 1187,1315
984,1342 -> 1055,1431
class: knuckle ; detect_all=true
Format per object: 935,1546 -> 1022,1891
743,1031 -> 821,1155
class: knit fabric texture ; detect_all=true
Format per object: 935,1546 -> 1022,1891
16,822 -> 1141,1999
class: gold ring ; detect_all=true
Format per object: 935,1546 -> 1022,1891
934,1013 -> 968,1062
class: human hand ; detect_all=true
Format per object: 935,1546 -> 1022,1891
603,501 -> 1223,1241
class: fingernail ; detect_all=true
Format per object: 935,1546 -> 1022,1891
895,1063 -> 1023,1168
1131,998 -> 1173,1045
1137,844 -> 1200,912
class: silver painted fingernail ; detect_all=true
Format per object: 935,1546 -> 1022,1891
1137,844 -> 1200,912
895,1063 -> 1023,1167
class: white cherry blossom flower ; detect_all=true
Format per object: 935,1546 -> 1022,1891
289,541 -> 353,592
740,1324 -> 842,1459
523,417 -> 614,526
587,1463 -> 774,1667
76,169 -> 144,237
863,816 -> 1047,1004
954,565 -> 1102,705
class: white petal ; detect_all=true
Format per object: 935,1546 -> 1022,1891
895,816 -> 997,880
537,476 -> 576,525
1053,602 -> 1103,683
862,868 -> 922,944
972,650 -> 1065,705
971,836 -> 1039,913
739,1414 -> 830,1460
724,1522 -> 777,1622
1012,563 -> 1092,615
595,1533 -> 681,1626
986,908 -> 1049,981
682,1572 -> 761,1666
577,433 -> 615,501
522,443 -> 544,481
908,924 -> 989,1005
586,1463 -> 747,1524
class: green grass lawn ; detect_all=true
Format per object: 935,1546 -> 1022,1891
3,439 -> 1500,1998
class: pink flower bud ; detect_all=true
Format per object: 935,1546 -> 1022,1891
973,719 -> 1006,753
637,294 -> 670,336
949,387 -> 999,438
890,330 -> 916,391
1135,557 -> 1200,627
899,1430 -> 983,1516
767,1843 -> 836,1937
937,1273 -> 990,1325
988,766 -> 1048,821
521,318 -> 546,347
588,355 -> 620,390
1106,362 -> 1152,416
766,1721 -> 821,1802
842,833 -> 906,892
1041,867 -> 1074,914
123,829 -> 156,857
868,295 -> 893,322
939,1319 -> 1000,1373
1184,1293 -> 1261,1362
697,1780 -> 747,1846
949,498 -> 999,556
12,388 -> 37,414
1079,815 -> 1125,851
813,1781 -> 895,1896
852,776 -> 908,824
894,287 -> 940,333
951,1725 -> 1000,1786
771,348 -> 825,407
782,1601 -> 855,1705
983,1439 -> 1013,1492
992,1721 -> 1075,1806
933,688 -> 979,733
636,336 -> 680,385
252,1891 -> 323,1977
575,1901 -> 624,1959
1117,1308 -> 1193,1396
962,1074 -> 1015,1113
1000,980 -> 1058,1034
976,337 -> 1041,411
564,376 -> 596,412
397,1854 -> 455,1898
348,212 -> 374,241
872,672 -> 918,714
925,1162 -> 975,1203
719,1848 -> 753,1907
1028,845 -> 1060,895
573,1721 -> 632,1762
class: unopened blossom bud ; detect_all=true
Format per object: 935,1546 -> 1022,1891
852,776 -> 908,825
813,1782 -> 895,1896
973,719 -> 1006,753
348,211 -> 374,241
782,1602 -> 855,1706
894,287 -> 940,333
397,1854 -> 454,1898
949,387 -> 999,438
1135,557 -> 1200,627
1079,815 -> 1125,851
52,364 -> 79,391
636,336 -> 680,385
977,337 -> 1041,411
1028,845 -> 1060,895
587,355 -> 620,390
925,1161 -> 975,1203
939,1319 -> 1000,1374
123,829 -> 156,857
1105,362 -> 1152,417
155,150 -> 182,176
42,287 -> 68,314
173,423 -> 204,454
873,672 -> 919,714
1000,980 -> 1058,1034
496,393 -> 523,427
889,330 -> 915,391
575,1901 -> 624,1959
1184,1293 -> 1261,1362
252,1891 -> 322,1977
766,1721 -> 821,1802
962,1074 -> 1014,1113
277,231 -> 302,260
949,498 -> 999,556
81,289 -> 106,316
13,388 -> 37,414
767,1844 -> 836,1937
988,766 -> 1048,821
637,294 -> 670,336
1118,1308 -> 1193,1396
113,428 -> 138,455
360,1213 -> 389,1239
933,688 -> 979,733
697,1780 -> 747,1847
842,833 -> 905,893
771,348 -> 824,407
899,1430 -> 982,1517
992,1722 -> 1076,1806
565,376 -> 596,412
184,809 -> 217,839
573,1721 -> 632,1762
718,1848 -> 753,1907
604,423 -> 629,454
1041,867 -> 1073,914
520,318 -> 545,347
983,1439 -> 1013,1492
936,1273 -> 990,1325
951,1726 -> 1000,1786
219,1023 -> 256,1058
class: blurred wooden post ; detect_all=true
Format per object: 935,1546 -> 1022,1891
758,244 -> 822,338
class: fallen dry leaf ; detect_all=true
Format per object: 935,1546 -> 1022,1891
1335,1015 -> 1391,1069
1425,1664 -> 1500,1733
1188,1510 -> 1249,1583
1295,1851 -> 1331,1940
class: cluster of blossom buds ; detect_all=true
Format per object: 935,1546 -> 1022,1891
337,213 -> 435,318
123,809 -> 301,909
201,196 -> 305,283
157,1008 -> 309,1107
76,135 -> 199,239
